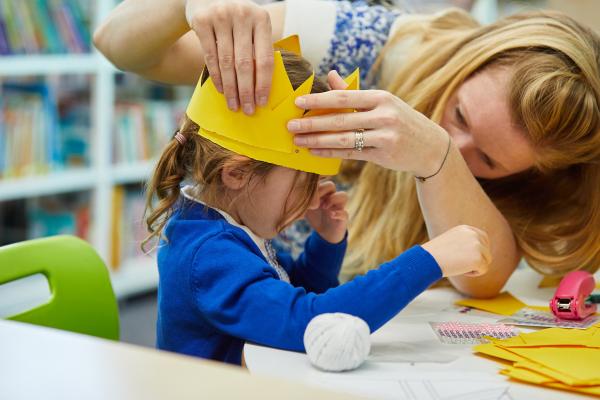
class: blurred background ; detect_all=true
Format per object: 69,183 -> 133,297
0,0 -> 597,347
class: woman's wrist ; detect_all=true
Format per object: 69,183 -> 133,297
414,127 -> 453,180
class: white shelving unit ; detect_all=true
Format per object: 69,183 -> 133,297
0,0 -> 508,301
0,0 -> 158,299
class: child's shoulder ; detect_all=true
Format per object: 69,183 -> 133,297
160,199 -> 278,283
164,198 -> 261,259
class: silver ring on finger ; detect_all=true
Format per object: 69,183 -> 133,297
354,129 -> 365,152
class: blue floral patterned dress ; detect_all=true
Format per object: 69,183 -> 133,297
275,0 -> 403,256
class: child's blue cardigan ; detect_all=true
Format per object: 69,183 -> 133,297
156,196 -> 442,365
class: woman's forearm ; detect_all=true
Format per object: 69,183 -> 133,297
93,0 -> 199,80
94,0 -> 286,89
416,142 -> 520,298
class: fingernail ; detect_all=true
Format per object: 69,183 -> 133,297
288,121 -> 300,131
294,137 -> 306,146
295,96 -> 306,107
258,96 -> 268,106
227,98 -> 238,111
243,103 -> 254,115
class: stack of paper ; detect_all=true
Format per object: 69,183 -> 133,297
474,324 -> 600,397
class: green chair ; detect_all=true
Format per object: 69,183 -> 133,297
0,235 -> 119,340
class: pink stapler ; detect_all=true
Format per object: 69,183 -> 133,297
550,270 -> 597,320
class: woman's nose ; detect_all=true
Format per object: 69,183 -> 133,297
451,131 -> 475,157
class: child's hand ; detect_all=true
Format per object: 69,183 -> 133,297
305,180 -> 348,244
421,225 -> 491,277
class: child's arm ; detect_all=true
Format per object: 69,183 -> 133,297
277,231 -> 347,293
192,225 -> 489,353
190,231 -> 442,353
277,180 -> 348,292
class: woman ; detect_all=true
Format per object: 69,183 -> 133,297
94,0 -> 600,298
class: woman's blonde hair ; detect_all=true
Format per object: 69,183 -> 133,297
343,9 -> 600,277
144,51 -> 328,249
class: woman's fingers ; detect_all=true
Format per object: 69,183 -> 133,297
295,89 -> 384,111
327,70 -> 348,90
214,22 -> 239,111
294,129 -> 385,149
288,110 -> 381,134
188,1 -> 274,113
309,147 -> 378,161
194,23 -> 221,92
233,18 -> 255,115
253,10 -> 274,107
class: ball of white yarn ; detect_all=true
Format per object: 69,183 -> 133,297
303,313 -> 371,372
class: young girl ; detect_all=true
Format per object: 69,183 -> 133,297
144,49 -> 490,366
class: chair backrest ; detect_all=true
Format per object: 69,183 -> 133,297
0,235 -> 119,340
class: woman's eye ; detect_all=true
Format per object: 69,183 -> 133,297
481,153 -> 495,169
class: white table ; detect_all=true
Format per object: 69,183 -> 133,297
0,319 -> 364,400
245,268 -> 594,399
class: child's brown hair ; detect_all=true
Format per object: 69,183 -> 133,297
143,51 -> 329,250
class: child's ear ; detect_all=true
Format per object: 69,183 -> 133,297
221,156 -> 251,190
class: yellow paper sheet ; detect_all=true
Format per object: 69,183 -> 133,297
497,327 -> 600,348
455,292 -> 526,316
503,366 -> 600,397
538,276 -> 563,288
474,343 -> 527,363
501,365 -> 553,384
503,346 -> 600,386
480,325 -> 600,396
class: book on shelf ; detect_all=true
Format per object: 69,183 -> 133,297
28,192 -> 90,239
113,100 -> 187,165
110,185 -> 148,269
0,0 -> 91,56
0,191 -> 90,246
0,77 -> 91,180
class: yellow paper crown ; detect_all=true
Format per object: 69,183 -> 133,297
185,35 -> 359,175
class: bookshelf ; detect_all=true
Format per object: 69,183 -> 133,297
0,0 -> 512,302
0,0 -> 174,299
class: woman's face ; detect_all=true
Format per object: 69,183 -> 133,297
440,67 -> 536,179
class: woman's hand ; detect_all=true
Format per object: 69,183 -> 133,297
185,0 -> 274,114
288,71 -> 451,177
421,225 -> 491,277
305,180 -> 348,244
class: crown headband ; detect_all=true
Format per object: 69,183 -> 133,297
185,35 -> 359,175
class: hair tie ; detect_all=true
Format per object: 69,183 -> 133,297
173,130 -> 187,145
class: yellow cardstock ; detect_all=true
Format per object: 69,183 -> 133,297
502,366 -> 600,397
185,35 -> 360,175
455,291 -> 526,316
476,324 -> 600,396
506,347 -> 600,386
